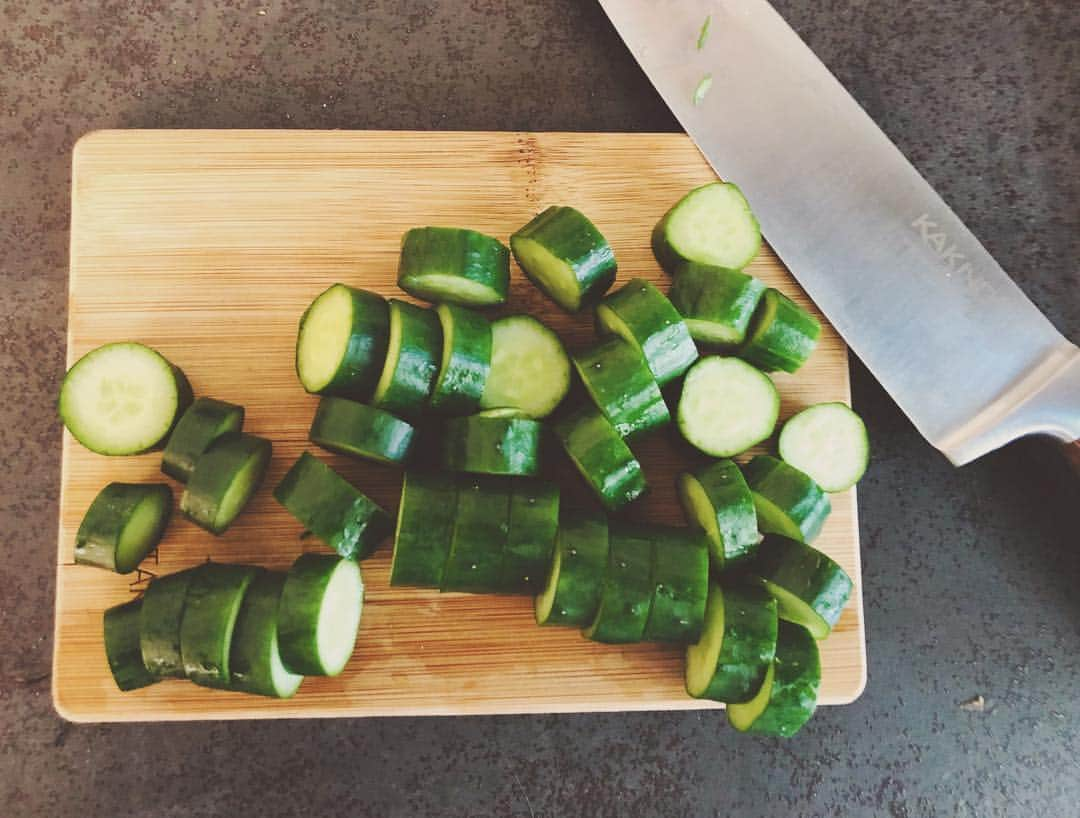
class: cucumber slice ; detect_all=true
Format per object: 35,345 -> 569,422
778,403 -> 869,492
139,567 -> 198,678
371,299 -> 442,416
441,476 -> 511,593
596,278 -> 698,387
677,460 -> 759,569
749,535 -> 853,639
535,509 -> 609,626
274,452 -> 393,560
743,455 -> 831,543
278,553 -> 364,676
59,341 -> 192,456
179,563 -> 259,688
229,571 -> 305,698
677,356 -> 779,457
669,262 -> 767,347
727,622 -> 821,737
510,206 -> 617,312
552,406 -> 647,512
442,412 -> 543,476
180,433 -> 272,535
480,315 -> 571,418
162,397 -> 245,482
429,303 -> 493,414
651,182 -> 761,274
397,226 -> 510,307
641,527 -> 709,643
104,599 -> 159,692
295,284 -> 390,398
309,397 -> 415,465
685,582 -> 778,702
501,479 -> 560,593
583,525 -> 654,644
390,471 -> 458,587
739,288 -> 821,373
572,337 -> 670,439
74,482 -> 172,574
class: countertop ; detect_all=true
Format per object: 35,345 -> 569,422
1,2 -> 1077,816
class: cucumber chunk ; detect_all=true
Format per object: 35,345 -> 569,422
390,471 -> 458,588
429,303 -> 493,414
677,460 -> 759,569
74,482 -> 172,574
442,412 -> 543,476
480,315 -> 571,418
669,262 -> 767,347
677,356 -> 779,457
180,433 -> 272,534
501,479 -> 560,593
573,336 -> 670,439
162,397 -> 245,482
229,571 -> 304,698
179,563 -> 259,688
535,509 -> 609,626
778,402 -> 869,492
140,567 -> 198,678
584,526 -> 654,644
278,553 -> 364,677
651,182 -> 761,274
371,299 -> 442,416
397,226 -> 510,307
739,288 -> 820,373
309,397 -> 416,465
743,455 -> 831,543
641,527 -> 709,643
552,406 -> 647,512
104,599 -> 159,692
441,476 -> 511,593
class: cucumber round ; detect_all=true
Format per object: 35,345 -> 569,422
742,455 -> 831,543
502,479 -> 560,593
397,226 -> 510,307
480,315 -> 570,418
442,412 -> 543,476
535,509 -> 609,626
179,563 -> 259,688
677,460 -> 759,569
74,482 -> 172,574
552,406 -> 647,512
778,402 -> 869,492
162,397 -> 245,482
371,299 -> 442,416
669,262 -> 767,347
229,570 -> 305,698
441,476 -> 511,593
180,433 -> 272,534
139,567 -> 199,678
572,336 -> 670,439
309,396 -> 416,465
429,303 -> 493,414
677,356 -> 779,457
651,182 -> 761,274
739,288 -> 821,373
641,527 -> 709,643
583,526 -> 654,644
390,471 -> 459,588
104,599 -> 159,692
278,553 -> 364,677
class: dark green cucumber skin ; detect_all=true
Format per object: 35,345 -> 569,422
750,535 -> 853,635
669,263 -> 767,348
441,476 -> 511,593
739,289 -> 821,373
373,299 -> 442,416
684,460 -> 760,568
641,527 -> 709,643
277,553 -> 356,676
743,455 -> 831,543
390,471 -> 459,587
552,406 -> 647,512
139,567 -> 199,678
511,206 -> 617,311
585,526 -> 654,644
734,622 -> 821,737
429,304 -> 493,414
442,415 -> 543,476
180,433 -> 272,535
297,284 -> 390,399
696,583 -> 778,703
273,452 -> 393,561
104,599 -> 159,692
179,563 -> 259,688
501,479 -> 560,593
573,337 -> 670,438
162,397 -> 245,482
398,227 -> 510,306
229,570 -> 296,698
74,482 -> 172,573
539,509 -> 610,626
309,397 -> 415,465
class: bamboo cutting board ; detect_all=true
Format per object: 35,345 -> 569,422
55,130 -> 866,722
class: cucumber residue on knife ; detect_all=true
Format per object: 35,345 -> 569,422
697,14 -> 712,50
693,73 -> 713,106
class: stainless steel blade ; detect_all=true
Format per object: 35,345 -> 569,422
599,0 -> 1079,464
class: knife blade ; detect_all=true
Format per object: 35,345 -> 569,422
599,0 -> 1079,465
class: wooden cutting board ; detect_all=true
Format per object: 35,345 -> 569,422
54,130 -> 866,722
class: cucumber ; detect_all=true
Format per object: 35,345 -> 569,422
104,599 -> 158,692
552,406 -> 647,512
510,206 -> 617,312
677,356 -> 779,457
641,527 -> 709,643
371,299 -> 442,416
480,315 -> 570,418
749,535 -> 853,639
162,397 -> 245,482
74,482 -> 172,573
651,182 -> 761,274
778,403 -> 869,492
442,411 -> 543,476
390,471 -> 458,587
535,509 -> 610,626
179,562 -> 259,688
397,226 -> 510,307
743,455 -> 831,543
429,303 -> 493,414
59,341 -> 192,456
229,571 -> 305,698
441,476 -> 511,593
583,525 -> 654,644
139,567 -> 198,678
278,553 -> 364,676
274,452 -> 393,560
595,277 -> 698,387
727,622 -> 821,737
572,337 -> 670,438
677,460 -> 759,569
295,283 -> 390,399
309,396 -> 415,465
669,263 -> 767,347
685,582 -> 778,702
502,479 -> 560,593
180,433 -> 272,534
739,288 -> 821,373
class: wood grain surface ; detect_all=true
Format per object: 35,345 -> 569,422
54,130 -> 865,722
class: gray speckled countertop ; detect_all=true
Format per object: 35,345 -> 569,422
2,2 -> 1077,816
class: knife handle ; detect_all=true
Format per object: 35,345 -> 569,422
1064,440 -> 1080,477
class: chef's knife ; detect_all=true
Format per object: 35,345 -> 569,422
598,0 -> 1079,467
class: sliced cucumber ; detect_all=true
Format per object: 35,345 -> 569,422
651,182 -> 761,274
74,482 -> 172,574
502,479 -> 560,593
535,509 -> 609,626
390,471 -> 458,587
278,553 -> 364,677
583,525 -> 654,644
309,397 -> 415,465
778,403 -> 869,492
162,397 -> 245,482
371,299 -> 442,416
179,563 -> 259,688
677,460 -> 759,569
743,455 -> 831,543
139,567 -> 198,679
572,336 -> 670,438
104,599 -> 158,692
595,277 -> 698,387
397,226 -> 510,307
59,341 -> 192,456
274,452 -> 393,561
442,411 -> 543,476
180,433 -> 272,534
677,356 -> 779,457
739,288 -> 820,373
480,315 -> 571,418
552,406 -> 647,512
441,476 -> 511,593
510,206 -> 617,312
229,570 -> 305,698
295,283 -> 390,399
669,262 -> 767,347
642,527 -> 709,643
429,303 -> 493,414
